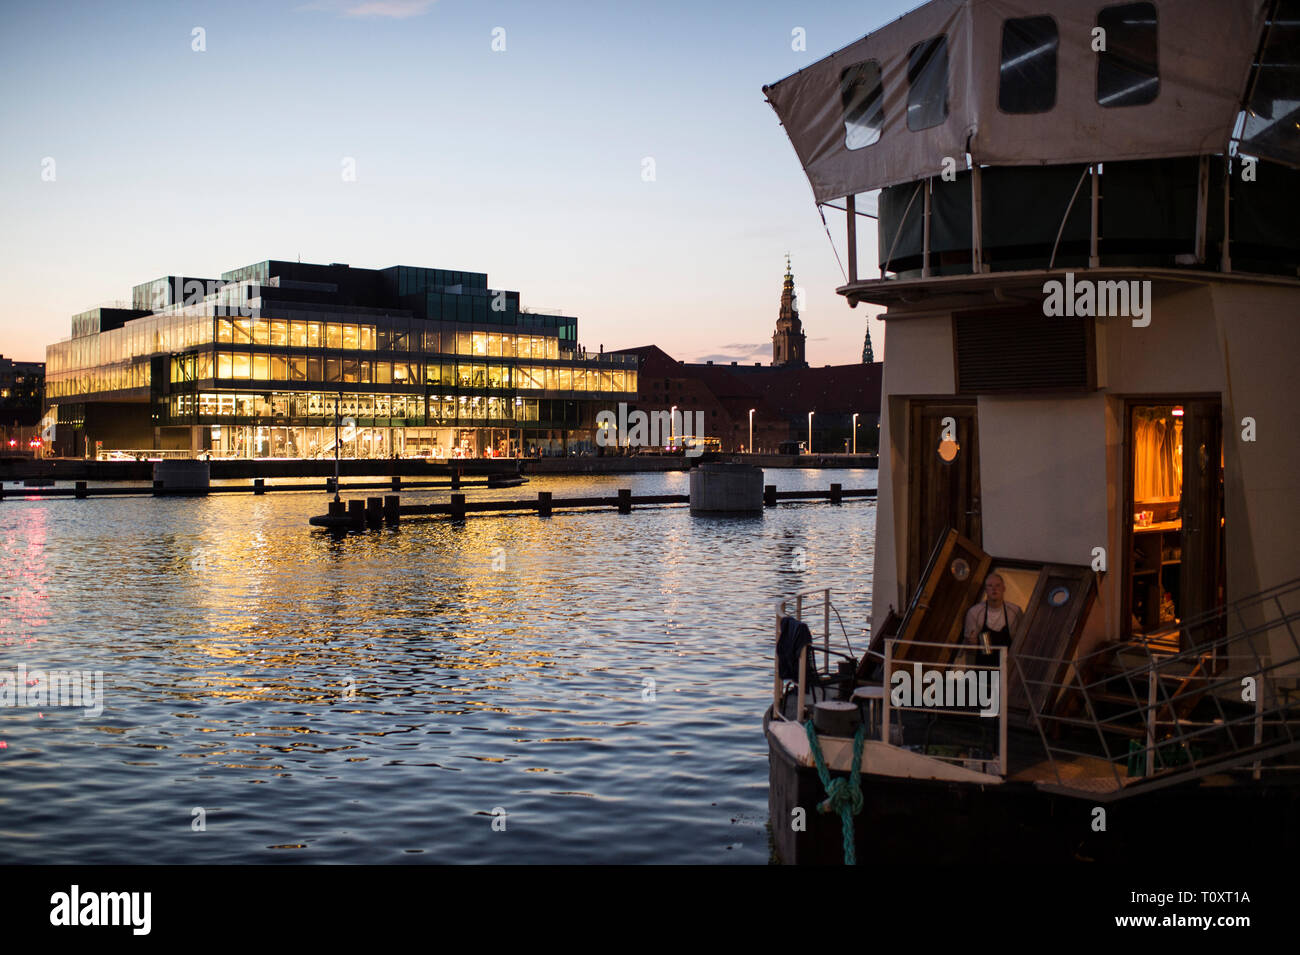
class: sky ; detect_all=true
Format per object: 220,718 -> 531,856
0,0 -> 914,365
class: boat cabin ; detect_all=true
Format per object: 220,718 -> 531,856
761,0 -> 1300,862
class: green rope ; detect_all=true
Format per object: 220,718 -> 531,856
804,718 -> 866,865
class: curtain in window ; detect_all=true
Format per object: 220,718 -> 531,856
1133,407 -> 1182,501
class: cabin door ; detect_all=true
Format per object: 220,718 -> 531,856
906,400 -> 982,603
1124,399 -> 1224,647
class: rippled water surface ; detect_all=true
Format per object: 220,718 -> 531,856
0,468 -> 875,864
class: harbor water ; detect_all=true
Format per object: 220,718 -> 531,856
0,468 -> 875,864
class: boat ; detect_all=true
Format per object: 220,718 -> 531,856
761,0 -> 1300,865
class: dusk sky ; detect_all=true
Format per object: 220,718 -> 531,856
0,0 -> 912,365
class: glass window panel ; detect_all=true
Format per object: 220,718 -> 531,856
500,334 -> 515,359
291,357 -> 307,381
253,320 -> 270,346
393,362 -> 410,383
559,366 -> 572,391
546,366 -> 559,390
374,394 -> 390,417
290,321 -> 308,347
906,35 -> 949,131
547,338 -> 559,360
270,355 -> 288,380
360,361 -> 372,383
423,329 -> 439,353
326,323 -> 343,349
342,324 -> 359,350
232,353 -> 251,379
253,354 -> 270,380
270,320 -> 289,347
1097,3 -> 1158,107
218,352 -> 233,379
456,330 -> 472,355
488,364 -> 508,388
308,323 -> 323,348
487,333 -> 501,357
361,325 -> 376,350
376,362 -> 392,384
217,319 -> 233,343
358,394 -> 374,417
999,17 -> 1058,114
308,357 -> 324,381
326,358 -> 342,382
234,320 -> 253,344
841,60 -> 884,149
343,358 -> 359,383
457,362 -> 474,387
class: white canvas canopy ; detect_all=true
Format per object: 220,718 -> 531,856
763,0 -> 1272,202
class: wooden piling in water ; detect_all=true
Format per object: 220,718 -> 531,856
617,488 -> 632,514
347,499 -> 365,527
450,493 -> 466,520
537,491 -> 552,517
392,475 -> 401,492
764,484 -> 777,507
383,495 -> 400,525
830,482 -> 842,504
75,481 -> 88,499
254,478 -> 265,495
365,496 -> 383,526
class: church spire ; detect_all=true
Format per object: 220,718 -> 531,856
773,255 -> 807,368
862,322 -> 874,363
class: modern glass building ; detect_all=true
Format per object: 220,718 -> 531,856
45,260 -> 637,459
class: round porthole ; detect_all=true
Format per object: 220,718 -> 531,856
1048,586 -> 1070,607
937,438 -> 960,462
950,558 -> 970,580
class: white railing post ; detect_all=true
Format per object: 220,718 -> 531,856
882,638 -> 893,744
999,647 -> 1008,776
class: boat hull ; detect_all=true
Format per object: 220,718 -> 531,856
766,719 -> 1300,865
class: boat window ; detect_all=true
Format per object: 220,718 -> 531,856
1096,2 -> 1158,107
841,60 -> 884,149
999,16 -> 1058,114
906,35 -> 948,131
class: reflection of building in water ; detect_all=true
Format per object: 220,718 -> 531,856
44,260 -> 637,459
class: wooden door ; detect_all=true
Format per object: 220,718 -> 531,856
1180,399 -> 1224,648
907,401 -> 981,602
1008,564 -> 1096,721
893,529 -> 991,666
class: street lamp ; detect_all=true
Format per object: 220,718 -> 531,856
670,405 -> 677,449
807,411 -> 814,453
852,412 -> 859,455
748,408 -> 755,454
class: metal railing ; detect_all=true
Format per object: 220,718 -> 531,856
881,638 -> 1009,776
1011,577 -> 1300,799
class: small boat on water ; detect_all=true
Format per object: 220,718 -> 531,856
761,0 -> 1300,864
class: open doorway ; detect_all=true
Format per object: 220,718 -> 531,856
1122,399 -> 1224,649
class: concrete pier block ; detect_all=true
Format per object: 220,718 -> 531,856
690,463 -> 764,513
153,460 -> 210,496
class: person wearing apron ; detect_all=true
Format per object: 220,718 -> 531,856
964,573 -> 1024,669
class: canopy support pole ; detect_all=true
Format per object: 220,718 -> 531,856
922,178 -> 932,279
846,194 -> 858,284
970,165 -> 983,273
1195,155 -> 1209,264
1221,157 -> 1232,273
1089,164 -> 1100,269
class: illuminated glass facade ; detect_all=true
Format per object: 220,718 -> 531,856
46,260 -> 636,458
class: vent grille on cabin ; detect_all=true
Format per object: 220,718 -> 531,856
954,308 -> 1094,393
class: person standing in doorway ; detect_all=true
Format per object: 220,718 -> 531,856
964,573 -> 1024,667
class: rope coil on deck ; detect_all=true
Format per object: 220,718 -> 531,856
804,719 -> 866,865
